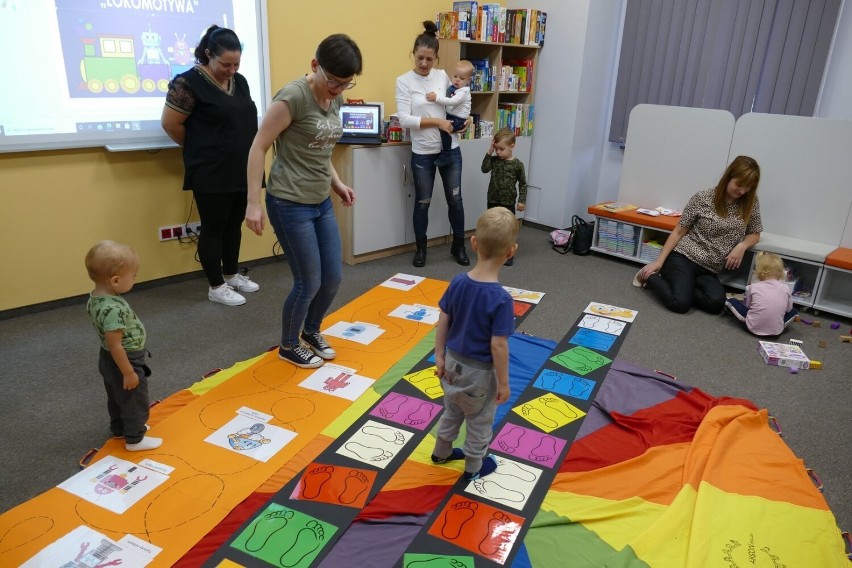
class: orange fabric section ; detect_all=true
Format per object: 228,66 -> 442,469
0,278 -> 448,568
825,247 -> 852,270
588,203 -> 679,231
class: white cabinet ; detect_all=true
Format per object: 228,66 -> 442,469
812,266 -> 852,317
350,145 -> 410,256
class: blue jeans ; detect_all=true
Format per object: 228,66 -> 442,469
265,195 -> 342,349
411,148 -> 465,239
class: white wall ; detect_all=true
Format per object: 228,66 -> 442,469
521,0 -> 852,230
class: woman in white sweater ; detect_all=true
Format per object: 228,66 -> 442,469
396,20 -> 469,267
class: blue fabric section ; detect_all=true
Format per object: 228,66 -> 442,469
494,333 -> 557,425
510,542 -> 533,568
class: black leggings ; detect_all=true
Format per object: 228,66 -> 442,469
193,192 -> 246,287
646,251 -> 726,314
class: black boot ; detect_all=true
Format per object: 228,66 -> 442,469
413,236 -> 427,267
450,236 -> 470,266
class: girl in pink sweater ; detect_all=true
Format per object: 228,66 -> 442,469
725,252 -> 798,336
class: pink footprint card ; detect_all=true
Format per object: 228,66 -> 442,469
489,423 -> 567,469
369,393 -> 443,430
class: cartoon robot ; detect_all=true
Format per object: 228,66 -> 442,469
138,24 -> 168,65
324,372 -> 352,392
172,33 -> 192,65
228,423 -> 272,451
405,308 -> 428,321
91,464 -> 148,495
343,325 -> 366,337
60,538 -> 122,568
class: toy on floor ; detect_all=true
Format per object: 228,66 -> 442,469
830,322 -> 841,330
812,320 -> 821,328
789,339 -> 804,347
818,340 -> 827,348
809,360 -> 822,370
800,317 -> 813,325
840,335 -> 852,343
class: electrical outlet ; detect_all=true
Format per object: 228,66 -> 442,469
159,222 -> 200,241
184,221 -> 201,236
159,226 -> 173,241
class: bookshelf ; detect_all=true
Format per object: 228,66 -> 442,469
438,39 -> 539,136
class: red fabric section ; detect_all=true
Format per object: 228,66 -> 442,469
561,390 -> 757,473
355,484 -> 452,521
173,492 -> 274,568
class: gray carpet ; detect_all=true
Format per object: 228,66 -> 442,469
1,225 -> 849,535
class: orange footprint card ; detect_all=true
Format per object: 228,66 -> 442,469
427,495 -> 524,564
290,462 -> 377,509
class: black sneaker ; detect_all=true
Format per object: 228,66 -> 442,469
300,331 -> 336,360
278,345 -> 323,368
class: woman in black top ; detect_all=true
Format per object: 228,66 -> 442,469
161,25 -> 260,307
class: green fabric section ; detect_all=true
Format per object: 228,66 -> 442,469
371,328 -> 437,395
526,509 -> 649,568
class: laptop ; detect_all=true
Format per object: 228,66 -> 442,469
337,103 -> 383,145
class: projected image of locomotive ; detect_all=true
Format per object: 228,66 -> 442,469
55,0 -> 234,98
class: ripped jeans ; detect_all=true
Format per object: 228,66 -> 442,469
411,147 -> 465,240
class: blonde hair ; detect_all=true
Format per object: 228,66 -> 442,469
754,251 -> 785,281
493,127 -> 515,146
713,155 -> 760,224
456,59 -> 474,78
85,240 -> 138,282
475,207 -> 518,259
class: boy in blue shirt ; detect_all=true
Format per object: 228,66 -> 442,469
431,207 -> 518,480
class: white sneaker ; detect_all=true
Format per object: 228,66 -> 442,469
225,273 -> 260,292
209,284 -> 246,306
126,436 -> 162,451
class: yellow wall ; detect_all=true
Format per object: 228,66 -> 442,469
0,1 -> 447,312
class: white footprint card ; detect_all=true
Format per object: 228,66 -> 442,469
380,273 -> 425,291
462,457 -> 542,511
299,363 -> 375,401
335,419 -> 414,469
583,302 -> 638,323
323,320 -> 385,345
388,303 -> 440,325
58,457 -> 169,514
204,411 -> 297,462
21,525 -> 158,568
502,286 -> 545,304
578,314 -> 627,336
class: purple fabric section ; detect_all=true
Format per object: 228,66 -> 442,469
576,358 -> 693,439
317,515 -> 427,568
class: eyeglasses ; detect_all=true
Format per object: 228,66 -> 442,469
317,65 -> 356,90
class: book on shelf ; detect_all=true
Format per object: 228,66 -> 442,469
437,12 -> 458,39
452,1 -> 478,40
441,4 -> 546,45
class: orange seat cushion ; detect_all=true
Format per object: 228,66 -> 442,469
588,203 -> 679,232
825,247 -> 852,270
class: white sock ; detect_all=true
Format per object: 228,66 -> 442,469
125,436 -> 162,451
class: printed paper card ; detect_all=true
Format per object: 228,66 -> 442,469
533,369 -> 596,400
511,393 -> 586,433
490,424 -> 568,469
369,392 -> 443,430
230,504 -> 337,567
577,313 -> 626,336
336,419 -> 415,469
463,456 -> 542,511
583,301 -> 638,322
58,457 -> 169,514
402,366 -> 444,399
322,320 -> 385,345
21,526 -> 158,567
380,273 -> 425,291
550,346 -> 612,375
388,303 -> 440,325
502,286 -> 545,304
290,462 -> 378,508
568,327 -> 618,352
204,410 -> 297,462
299,363 -> 375,401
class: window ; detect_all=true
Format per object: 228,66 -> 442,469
609,0 -> 842,143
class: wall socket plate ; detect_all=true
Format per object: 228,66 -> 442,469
159,221 -> 201,241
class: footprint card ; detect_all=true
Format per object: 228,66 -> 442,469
513,301 -> 532,317
578,314 -> 626,336
463,457 -> 542,511
583,301 -> 637,322
58,457 -> 169,514
427,494 -> 524,564
298,363 -> 375,401
230,504 -> 336,567
502,286 -> 545,304
403,553 -> 475,568
511,394 -> 586,433
402,366 -> 444,399
550,345 -> 612,375
369,393 -> 443,430
388,303 -> 440,325
533,369 -> 596,401
336,420 -> 414,469
204,412 -> 297,462
381,273 -> 425,291
322,320 -> 384,345
20,525 -> 158,568
568,328 -> 617,352
489,424 -> 567,469
290,462 -> 377,509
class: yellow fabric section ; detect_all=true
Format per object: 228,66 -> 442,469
0,278 -> 448,568
187,352 -> 270,396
